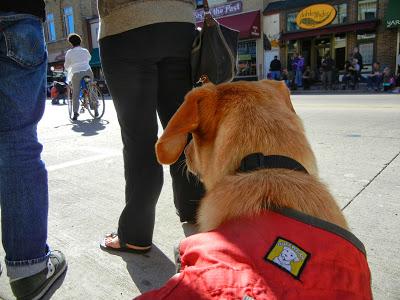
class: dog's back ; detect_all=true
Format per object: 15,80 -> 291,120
138,80 -> 373,299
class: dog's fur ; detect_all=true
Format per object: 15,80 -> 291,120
156,80 -> 347,232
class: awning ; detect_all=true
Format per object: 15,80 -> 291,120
385,0 -> 400,28
196,11 -> 261,39
263,0 -> 324,15
280,20 -> 379,41
90,48 -> 101,67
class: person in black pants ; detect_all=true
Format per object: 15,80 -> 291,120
99,22 -> 205,252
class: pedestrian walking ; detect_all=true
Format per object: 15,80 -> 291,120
292,53 -> 304,88
64,33 -> 93,121
0,1 -> 67,299
98,0 -> 205,253
321,53 -> 335,90
269,56 -> 281,80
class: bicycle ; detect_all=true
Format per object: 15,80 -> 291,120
67,76 -> 105,120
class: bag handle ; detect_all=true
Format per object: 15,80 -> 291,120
203,0 -> 209,12
203,0 -> 217,27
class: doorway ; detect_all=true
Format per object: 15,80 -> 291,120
301,39 -> 312,68
314,37 -> 331,70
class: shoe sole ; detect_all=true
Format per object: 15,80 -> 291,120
28,262 -> 68,300
100,239 -> 151,254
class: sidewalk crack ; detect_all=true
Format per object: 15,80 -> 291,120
341,151 -> 400,211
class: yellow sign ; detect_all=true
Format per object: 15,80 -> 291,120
295,4 -> 337,30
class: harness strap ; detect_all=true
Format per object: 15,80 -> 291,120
239,153 -> 308,174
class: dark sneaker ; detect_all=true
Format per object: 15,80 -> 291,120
10,250 -> 67,300
72,112 -> 79,121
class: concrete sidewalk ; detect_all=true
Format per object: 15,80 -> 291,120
0,95 -> 399,299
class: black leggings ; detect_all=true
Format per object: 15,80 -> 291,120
100,23 -> 205,247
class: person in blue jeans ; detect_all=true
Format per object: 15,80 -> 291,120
292,53 -> 304,88
0,2 -> 67,299
269,56 -> 281,81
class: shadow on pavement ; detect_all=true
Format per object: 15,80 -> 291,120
70,119 -> 109,136
103,245 -> 176,294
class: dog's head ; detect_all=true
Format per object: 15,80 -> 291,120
156,80 -> 317,190
279,247 -> 300,264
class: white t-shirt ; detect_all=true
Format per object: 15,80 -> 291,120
64,46 -> 92,82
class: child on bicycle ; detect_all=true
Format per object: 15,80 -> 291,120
64,33 -> 93,120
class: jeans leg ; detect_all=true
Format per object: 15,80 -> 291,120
0,15 -> 50,278
157,57 -> 205,222
272,71 -> 280,81
295,70 -> 302,87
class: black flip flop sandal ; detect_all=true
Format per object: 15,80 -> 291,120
99,232 -> 151,254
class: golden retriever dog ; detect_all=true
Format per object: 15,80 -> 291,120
136,80 -> 372,300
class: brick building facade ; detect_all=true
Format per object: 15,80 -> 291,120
264,0 -> 399,76
44,0 -> 98,70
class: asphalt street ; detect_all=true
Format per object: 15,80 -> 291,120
0,93 -> 399,299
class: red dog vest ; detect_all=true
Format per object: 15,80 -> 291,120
136,209 -> 372,299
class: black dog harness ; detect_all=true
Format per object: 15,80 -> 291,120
239,153 -> 308,174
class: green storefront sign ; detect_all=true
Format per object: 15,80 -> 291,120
385,0 -> 400,28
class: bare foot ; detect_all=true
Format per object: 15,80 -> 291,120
104,235 -> 151,251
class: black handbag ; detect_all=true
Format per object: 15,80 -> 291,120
191,0 -> 239,85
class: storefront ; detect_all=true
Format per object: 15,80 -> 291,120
385,0 -> 400,74
195,0 -> 262,80
264,0 -> 397,77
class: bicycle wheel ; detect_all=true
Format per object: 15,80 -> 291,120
87,84 -> 105,119
67,88 -> 74,120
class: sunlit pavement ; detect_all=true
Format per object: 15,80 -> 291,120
0,94 -> 399,299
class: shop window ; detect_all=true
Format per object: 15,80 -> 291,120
356,33 -> 375,71
287,12 -> 300,32
46,13 -> 56,42
237,40 -> 257,77
332,3 -> 348,25
358,0 -> 377,21
63,7 -> 74,35
358,43 -> 374,66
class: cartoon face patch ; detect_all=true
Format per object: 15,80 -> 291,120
264,237 -> 310,279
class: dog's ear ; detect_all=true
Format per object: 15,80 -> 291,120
277,80 -> 296,113
260,80 -> 296,113
156,95 -> 199,165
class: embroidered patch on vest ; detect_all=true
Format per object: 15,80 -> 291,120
264,237 -> 310,279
